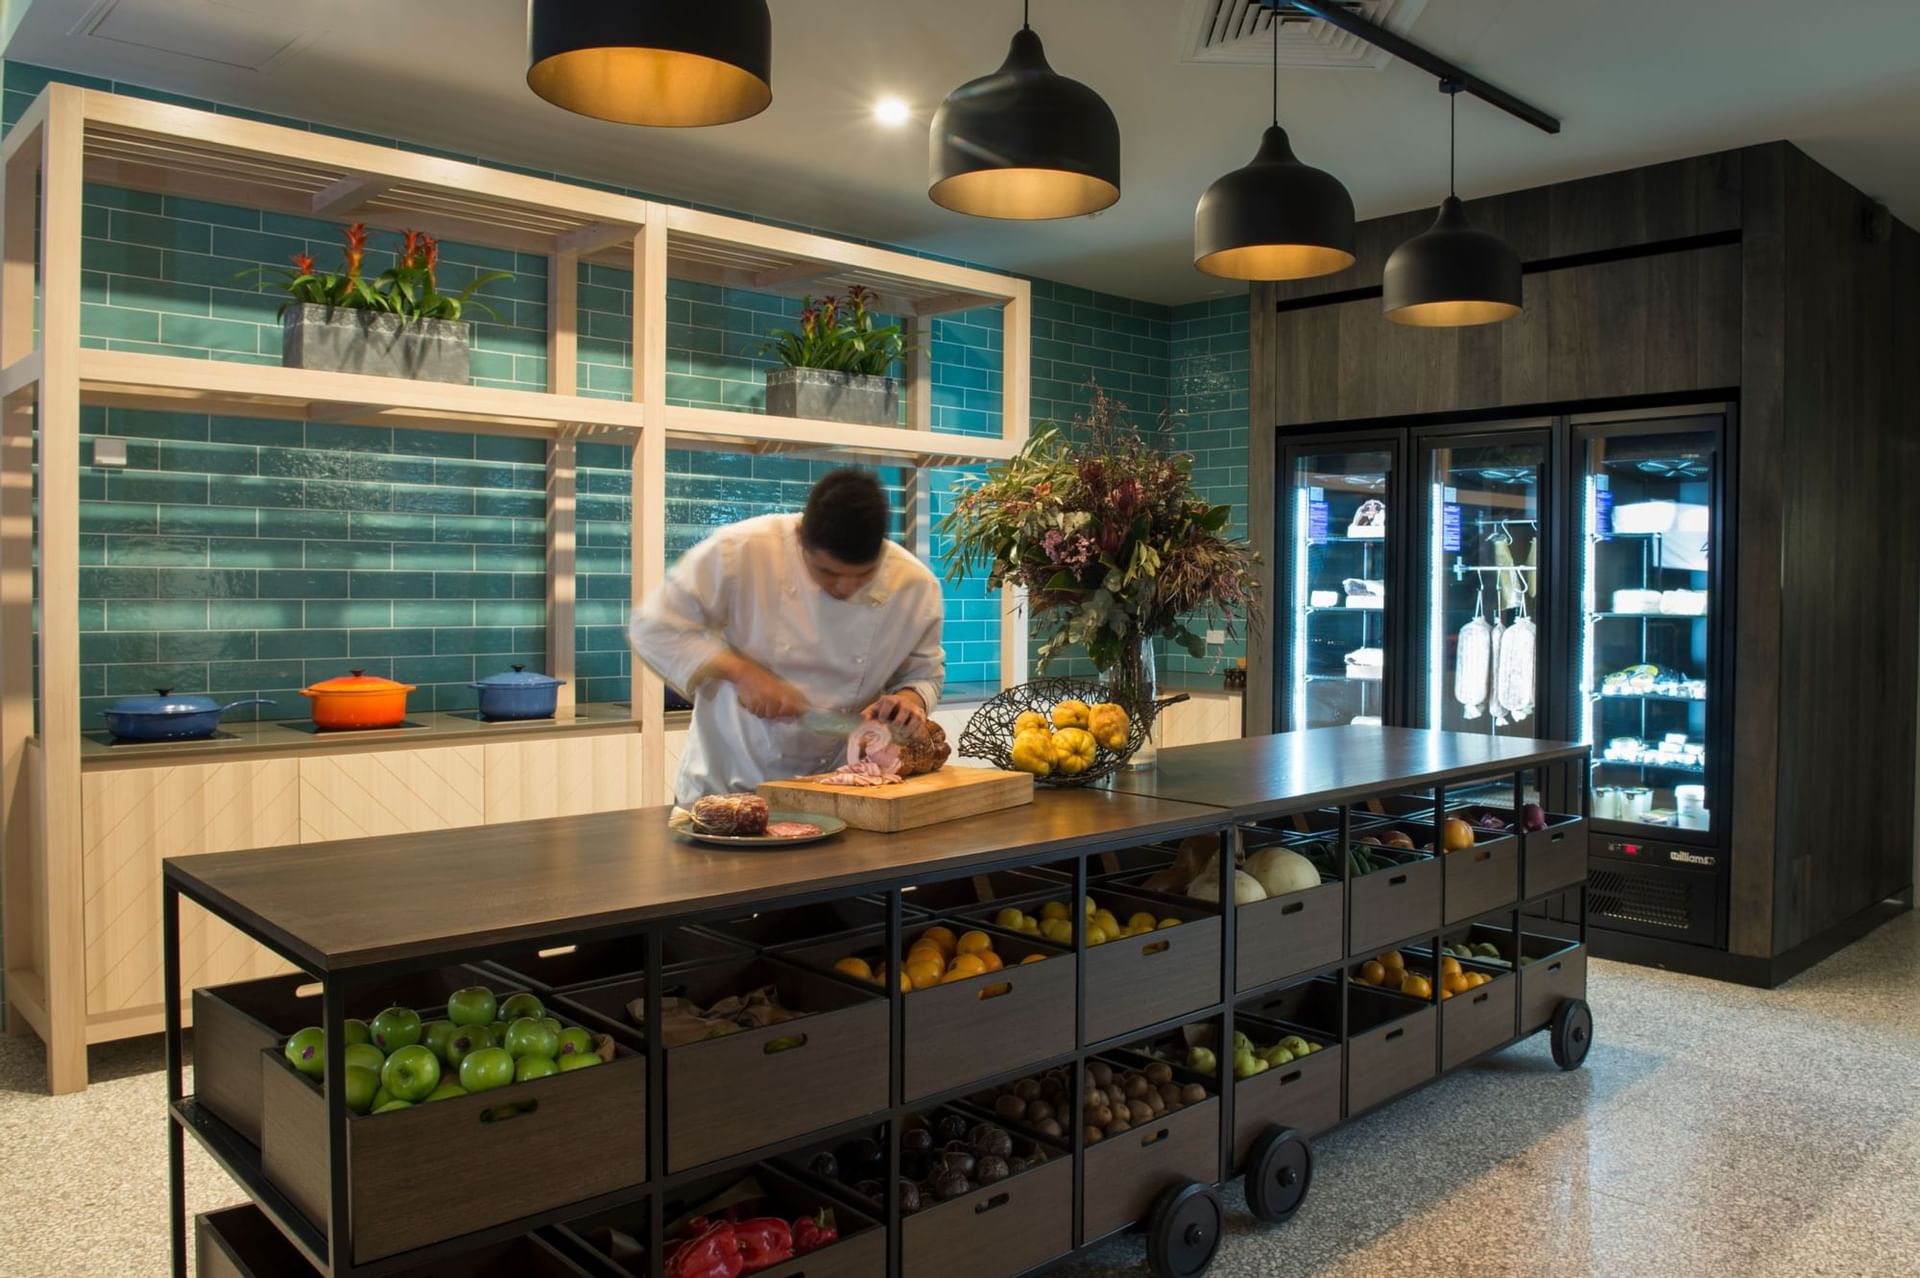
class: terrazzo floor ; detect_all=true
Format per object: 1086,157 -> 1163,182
4,911 -> 1917,1277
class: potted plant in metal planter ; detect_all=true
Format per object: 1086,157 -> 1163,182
761,285 -> 909,426
242,224 -> 509,384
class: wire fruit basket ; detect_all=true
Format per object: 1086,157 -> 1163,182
959,677 -> 1190,788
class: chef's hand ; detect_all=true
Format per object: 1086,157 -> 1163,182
716,654 -> 807,720
863,689 -> 927,735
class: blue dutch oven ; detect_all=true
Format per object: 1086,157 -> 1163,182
102,689 -> 274,741
469,665 -> 566,721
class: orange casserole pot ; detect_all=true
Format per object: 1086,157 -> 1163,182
300,669 -> 416,729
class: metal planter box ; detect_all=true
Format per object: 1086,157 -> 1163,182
281,304 -> 470,383
765,366 -> 899,426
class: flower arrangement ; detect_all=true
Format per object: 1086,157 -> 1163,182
941,387 -> 1261,673
760,285 -> 909,377
241,224 -> 510,323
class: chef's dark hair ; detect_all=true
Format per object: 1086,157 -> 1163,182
801,468 -> 888,565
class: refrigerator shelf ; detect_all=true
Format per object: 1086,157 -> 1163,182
1595,758 -> 1706,774
1591,610 -> 1709,620
1590,692 -> 1706,704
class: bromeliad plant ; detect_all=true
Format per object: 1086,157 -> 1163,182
941,386 -> 1261,671
241,224 -> 510,323
760,285 -> 909,377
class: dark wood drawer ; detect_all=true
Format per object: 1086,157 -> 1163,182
1443,830 -> 1520,924
1346,988 -> 1435,1115
1440,969 -> 1516,1070
480,928 -> 743,995
556,957 -> 888,1173
1520,942 -> 1587,1034
1081,1096 -> 1221,1241
257,1018 -> 647,1265
1236,880 -> 1344,991
197,1205 -> 594,1277
901,1145 -> 1074,1278
701,898 -> 900,950
1230,1030 -> 1341,1166
1348,853 -> 1441,955
1083,893 -> 1221,1045
1524,815 -> 1588,897
560,1163 -> 883,1278
191,964 -> 509,1150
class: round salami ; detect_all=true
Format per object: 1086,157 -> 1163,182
764,820 -> 825,839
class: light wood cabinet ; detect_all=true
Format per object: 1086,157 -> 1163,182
483,733 -> 645,823
297,746 -> 485,842
1159,693 -> 1244,750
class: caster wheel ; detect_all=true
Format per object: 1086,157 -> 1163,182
1551,997 -> 1592,1071
1245,1125 -> 1314,1224
1146,1179 -> 1223,1278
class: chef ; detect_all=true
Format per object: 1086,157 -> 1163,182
630,467 -> 946,804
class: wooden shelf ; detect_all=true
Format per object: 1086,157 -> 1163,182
666,403 -> 1017,467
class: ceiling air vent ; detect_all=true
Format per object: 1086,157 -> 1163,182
1175,0 -> 1432,70
72,0 -> 315,72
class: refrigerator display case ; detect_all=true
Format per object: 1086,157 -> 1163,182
1280,439 -> 1399,730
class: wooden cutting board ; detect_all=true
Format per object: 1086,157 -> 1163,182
758,767 -> 1034,832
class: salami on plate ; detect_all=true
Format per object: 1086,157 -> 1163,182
764,820 -> 825,838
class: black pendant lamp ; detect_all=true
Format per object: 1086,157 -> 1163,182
1194,8 -> 1355,280
928,1 -> 1120,220
527,0 -> 772,128
1383,83 -> 1522,326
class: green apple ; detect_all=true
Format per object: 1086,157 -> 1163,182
486,1020 -> 509,1042
370,1086 -> 394,1112
537,1017 -> 563,1038
369,1006 -> 422,1052
459,1046 -> 516,1093
341,1065 -> 381,1115
342,1018 -> 372,1046
421,1019 -> 456,1062
372,1100 -> 413,1114
380,1044 -> 441,1102
514,1055 -> 558,1083
502,1017 -> 559,1061
446,986 -> 498,1028
444,1024 -> 493,1070
557,1051 -> 602,1072
284,1027 -> 326,1079
555,1027 -> 595,1058
424,1082 -> 468,1103
499,992 -> 545,1022
343,1042 -> 386,1076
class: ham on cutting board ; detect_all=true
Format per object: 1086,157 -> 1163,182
757,767 -> 1033,833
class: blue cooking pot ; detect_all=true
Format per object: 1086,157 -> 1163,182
102,689 -> 274,741
469,665 -> 565,721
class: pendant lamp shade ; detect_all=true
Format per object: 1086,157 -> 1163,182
929,27 -> 1120,220
1194,125 -> 1356,280
1382,196 -> 1522,327
527,0 -> 772,128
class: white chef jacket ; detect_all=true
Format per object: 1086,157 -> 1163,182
629,513 -> 946,805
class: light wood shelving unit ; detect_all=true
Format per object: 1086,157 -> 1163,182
0,84 -> 1032,1092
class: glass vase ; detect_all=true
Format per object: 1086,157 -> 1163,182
1108,631 -> 1158,771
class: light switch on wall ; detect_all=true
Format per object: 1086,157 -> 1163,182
1205,629 -> 1226,646
92,438 -> 127,467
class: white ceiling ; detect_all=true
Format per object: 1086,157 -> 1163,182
8,0 -> 1920,305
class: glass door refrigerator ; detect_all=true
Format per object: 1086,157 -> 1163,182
1278,437 -> 1400,730
1573,412 -> 1730,948
1411,427 -> 1559,748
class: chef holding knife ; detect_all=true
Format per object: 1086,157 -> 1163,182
630,467 -> 946,805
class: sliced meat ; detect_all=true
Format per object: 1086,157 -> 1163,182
896,720 -> 950,777
813,760 -> 903,787
690,793 -> 769,836
847,722 -> 901,772
765,820 -> 824,838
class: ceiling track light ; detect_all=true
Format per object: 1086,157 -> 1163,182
1193,3 -> 1356,280
1382,81 -> 1523,327
928,0 -> 1121,220
527,0 -> 773,128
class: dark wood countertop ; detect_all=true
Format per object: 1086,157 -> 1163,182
1108,726 -> 1585,819
165,788 -> 1225,973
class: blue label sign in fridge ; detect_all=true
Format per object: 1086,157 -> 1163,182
1594,486 -> 1614,541
1308,498 -> 1329,544
1442,503 -> 1463,552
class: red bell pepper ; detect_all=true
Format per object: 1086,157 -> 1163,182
663,1220 -> 743,1278
792,1208 -> 839,1255
734,1216 -> 795,1271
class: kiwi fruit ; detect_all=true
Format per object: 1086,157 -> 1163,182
1145,1091 -> 1166,1116
1106,1116 -> 1131,1137
1085,1124 -> 1105,1144
1128,1099 -> 1154,1124
1026,1098 -> 1054,1123
1089,1061 -> 1114,1087
995,1094 -> 1027,1122
1159,1083 -> 1184,1109
1013,1077 -> 1042,1101
1037,1117 -> 1063,1140
1145,1062 -> 1173,1086
1088,1103 -> 1113,1127
1122,1074 -> 1150,1100
1181,1082 -> 1207,1105
1107,1085 -> 1128,1109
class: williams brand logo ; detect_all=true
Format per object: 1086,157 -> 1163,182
1668,850 -> 1717,867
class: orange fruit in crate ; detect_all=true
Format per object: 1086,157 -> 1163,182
956,930 -> 993,956
907,940 -> 944,964
1440,956 -> 1462,977
905,959 -> 943,990
939,968 -> 975,985
921,925 -> 958,955
833,956 -> 874,982
948,953 -> 988,978
1359,960 -> 1386,985
1020,954 -> 1047,965
1377,968 -> 1405,991
1380,950 -> 1405,971
1402,974 -> 1433,999
1441,988 -> 1454,1000
978,951 -> 1004,973
1443,972 -> 1469,995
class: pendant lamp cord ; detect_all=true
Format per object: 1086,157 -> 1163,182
1449,82 -> 1457,197
1271,5 -> 1280,126
1024,0 -> 1030,29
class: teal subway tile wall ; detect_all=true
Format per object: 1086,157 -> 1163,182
6,61 -> 1253,722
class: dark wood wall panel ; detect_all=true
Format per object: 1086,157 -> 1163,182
1772,147 -> 1918,952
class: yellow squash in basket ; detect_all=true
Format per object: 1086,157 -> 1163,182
1010,727 -> 1057,777
1088,702 -> 1130,750
1052,727 -> 1097,776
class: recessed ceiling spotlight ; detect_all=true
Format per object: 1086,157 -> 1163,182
874,96 -> 911,126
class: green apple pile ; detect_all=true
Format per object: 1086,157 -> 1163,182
280,985 -> 605,1117
1182,1030 -> 1326,1081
